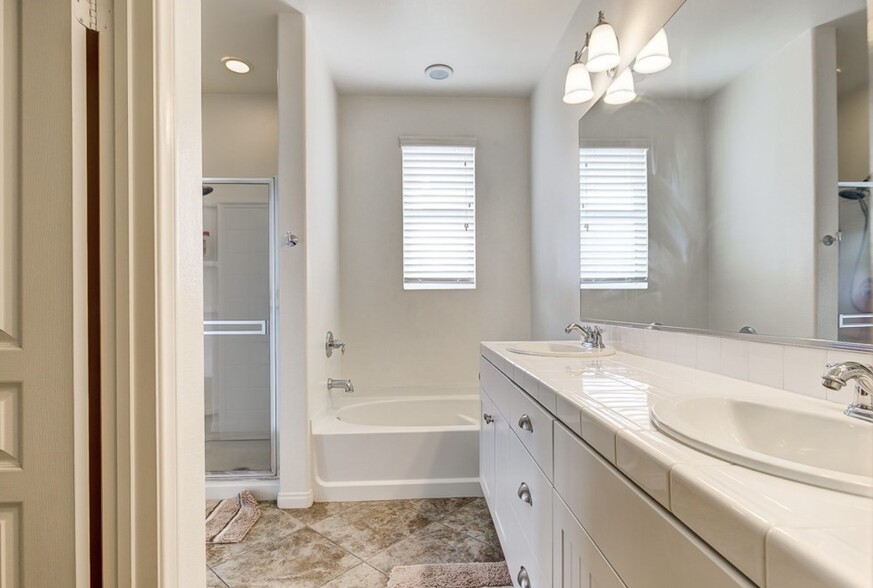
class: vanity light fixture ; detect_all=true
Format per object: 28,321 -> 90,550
603,68 -> 636,105
222,57 -> 251,74
563,34 -> 594,104
586,12 -> 621,73
633,28 -> 671,74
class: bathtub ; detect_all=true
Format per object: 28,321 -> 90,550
312,395 -> 482,501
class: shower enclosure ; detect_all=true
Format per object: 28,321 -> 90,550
203,178 -> 277,477
837,181 -> 872,343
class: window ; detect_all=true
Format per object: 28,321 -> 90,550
401,139 -> 476,290
579,146 -> 649,289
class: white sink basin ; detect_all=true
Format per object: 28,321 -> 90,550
651,396 -> 873,496
506,341 -> 615,358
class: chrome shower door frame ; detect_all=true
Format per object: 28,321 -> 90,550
203,176 -> 279,480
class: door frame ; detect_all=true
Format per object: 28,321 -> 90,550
102,0 -> 206,584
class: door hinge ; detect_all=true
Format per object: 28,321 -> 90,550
75,0 -> 99,31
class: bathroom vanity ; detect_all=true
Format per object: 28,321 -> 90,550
479,342 -> 873,588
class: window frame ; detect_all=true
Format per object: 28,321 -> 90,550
400,137 -> 477,291
578,143 -> 651,290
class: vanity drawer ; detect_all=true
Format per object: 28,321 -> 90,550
509,431 -> 552,581
553,424 -> 754,588
509,382 -> 554,481
500,494 -> 549,588
480,357 -> 513,419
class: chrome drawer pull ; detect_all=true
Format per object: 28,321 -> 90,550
517,414 -> 533,432
483,413 -> 494,424
517,482 -> 532,506
517,566 -> 531,588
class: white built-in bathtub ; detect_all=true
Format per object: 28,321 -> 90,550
312,396 -> 482,501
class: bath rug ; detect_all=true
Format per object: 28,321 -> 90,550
205,490 -> 261,544
386,561 -> 512,588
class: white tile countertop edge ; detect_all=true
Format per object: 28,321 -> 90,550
481,341 -> 873,588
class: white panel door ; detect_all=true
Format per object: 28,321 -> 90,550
0,1 -> 80,585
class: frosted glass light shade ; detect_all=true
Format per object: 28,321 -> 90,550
604,69 -> 636,105
563,62 -> 594,104
586,22 -> 620,72
633,29 -> 672,74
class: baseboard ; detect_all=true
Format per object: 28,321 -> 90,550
277,489 -> 314,509
313,477 -> 483,502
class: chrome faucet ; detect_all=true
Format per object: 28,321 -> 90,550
327,378 -> 354,393
821,362 -> 873,423
564,323 -> 605,349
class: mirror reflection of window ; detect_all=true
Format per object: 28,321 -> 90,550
578,0 -> 871,345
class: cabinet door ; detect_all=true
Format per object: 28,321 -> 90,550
480,391 -> 497,507
553,491 -> 626,588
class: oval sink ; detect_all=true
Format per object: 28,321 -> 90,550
651,396 -> 873,496
506,341 -> 615,358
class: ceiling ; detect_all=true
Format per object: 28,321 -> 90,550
635,0 -> 867,100
203,0 -> 584,96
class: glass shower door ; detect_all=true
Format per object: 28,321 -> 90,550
203,178 -> 276,476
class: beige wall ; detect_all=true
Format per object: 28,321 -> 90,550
202,93 -> 278,177
304,22 -> 342,418
839,84 -> 871,181
338,95 -> 531,394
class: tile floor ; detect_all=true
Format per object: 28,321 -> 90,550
207,497 -> 504,587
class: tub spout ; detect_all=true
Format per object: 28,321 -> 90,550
327,378 -> 354,393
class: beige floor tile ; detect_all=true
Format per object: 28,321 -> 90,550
439,498 -> 501,548
366,522 -> 504,575
282,501 -> 359,526
319,563 -> 388,588
310,501 -> 432,559
207,567 -> 228,588
402,497 -> 477,520
210,527 -> 361,588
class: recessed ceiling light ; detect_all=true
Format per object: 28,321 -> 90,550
425,64 -> 453,80
222,57 -> 251,75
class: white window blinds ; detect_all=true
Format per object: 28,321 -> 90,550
401,142 -> 476,290
579,147 -> 649,289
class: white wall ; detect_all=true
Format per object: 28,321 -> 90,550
202,93 -> 277,177
704,31 -> 819,337
304,22 -> 342,419
529,0 -> 685,340
277,11 -> 311,508
339,96 -> 531,394
577,99 -> 710,328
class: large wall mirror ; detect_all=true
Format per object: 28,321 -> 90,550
578,0 -> 873,348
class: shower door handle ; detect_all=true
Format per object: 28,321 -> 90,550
204,320 -> 268,336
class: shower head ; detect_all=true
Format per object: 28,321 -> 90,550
202,185 -> 214,196
839,188 -> 867,201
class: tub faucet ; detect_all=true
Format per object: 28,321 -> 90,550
821,362 -> 873,423
327,378 -> 354,393
564,323 -> 604,349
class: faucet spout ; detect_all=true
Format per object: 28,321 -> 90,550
327,378 -> 354,393
821,361 -> 873,422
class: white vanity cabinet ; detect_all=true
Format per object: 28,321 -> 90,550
480,355 -> 756,588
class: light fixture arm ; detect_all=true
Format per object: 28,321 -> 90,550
572,32 -> 591,65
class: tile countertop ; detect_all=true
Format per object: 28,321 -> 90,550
481,342 -> 873,588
